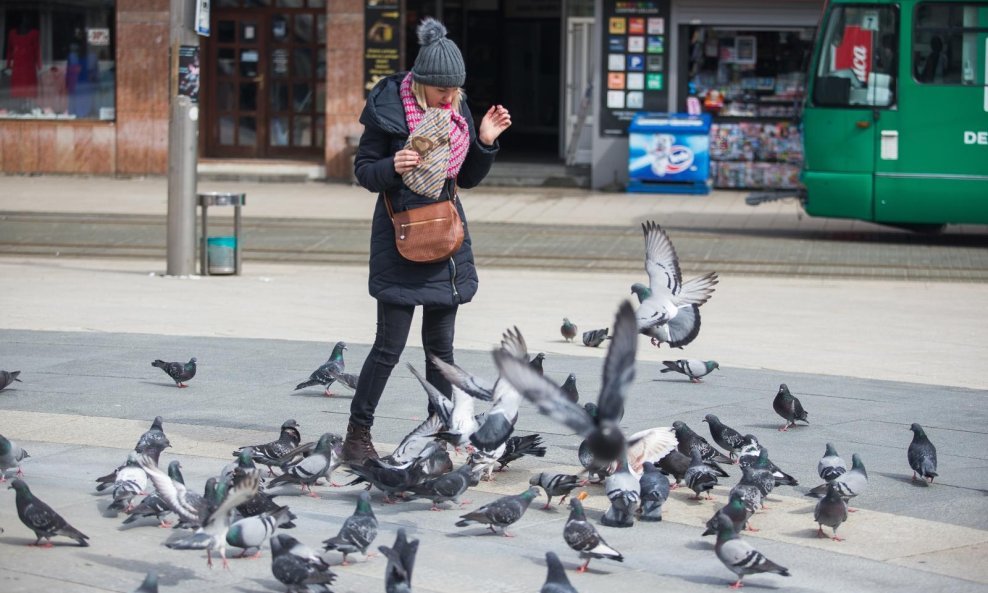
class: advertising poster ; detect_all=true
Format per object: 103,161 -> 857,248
178,46 -> 200,102
600,0 -> 670,136
364,0 -> 402,95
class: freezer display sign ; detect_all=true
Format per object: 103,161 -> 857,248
629,132 -> 710,183
600,0 -> 670,137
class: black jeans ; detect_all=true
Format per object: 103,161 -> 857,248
349,300 -> 458,428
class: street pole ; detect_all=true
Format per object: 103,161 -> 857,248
166,0 -> 200,276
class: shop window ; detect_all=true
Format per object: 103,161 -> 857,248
812,5 -> 898,107
0,2 -> 116,120
913,3 -> 987,85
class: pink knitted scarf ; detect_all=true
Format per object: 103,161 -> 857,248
400,72 -> 470,179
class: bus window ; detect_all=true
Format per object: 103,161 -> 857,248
914,3 -> 988,85
812,5 -> 898,108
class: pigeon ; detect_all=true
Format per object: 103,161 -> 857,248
322,491 -> 378,564
152,357 -> 197,387
661,359 -> 719,382
630,284 -> 702,349
560,373 -> 579,403
379,528 -> 418,593
530,472 -> 583,509
818,443 -> 848,483
416,441 -> 454,478
564,496 -> 624,572
495,301 -> 639,471
908,423 -> 938,483
658,448 -> 728,488
295,341 -> 358,397
107,452 -> 149,513
234,419 -> 303,475
0,370 -> 22,391
730,466 -> 766,514
497,434 -> 546,470
773,383 -> 808,431
345,457 -> 428,503
267,432 -> 344,496
625,427 -> 678,477
530,352 -> 546,375
634,221 -> 719,348
270,533 -> 336,593
226,505 -> 295,558
541,551 -> 579,593
809,453 -> 868,508
713,513 -> 790,588
455,486 -> 539,536
122,491 -> 173,527
467,444 -> 507,483
10,479 -> 89,547
133,571 -> 158,593
220,447 -> 261,484
702,415 -> 745,462
814,481 -> 849,541
673,421 -> 733,464
581,327 -> 609,347
601,456 -> 640,527
703,490 -> 755,536
684,447 -> 720,501
135,416 -> 172,455
414,366 -> 479,451
638,461 -> 670,521
237,490 -> 292,521
578,439 -> 612,484
407,463 -> 475,510
0,433 -> 29,481
380,415 -> 445,466
561,318 -> 578,342
137,455 -> 209,528
744,447 -> 798,488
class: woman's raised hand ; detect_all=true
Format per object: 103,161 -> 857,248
393,149 -> 421,174
478,104 -> 512,146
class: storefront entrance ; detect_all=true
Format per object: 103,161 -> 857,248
203,4 -> 326,159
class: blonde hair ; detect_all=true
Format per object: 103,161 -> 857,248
411,79 -> 464,112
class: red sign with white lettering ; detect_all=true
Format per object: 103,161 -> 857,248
835,25 -> 873,84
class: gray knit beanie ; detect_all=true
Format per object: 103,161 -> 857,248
411,18 -> 465,88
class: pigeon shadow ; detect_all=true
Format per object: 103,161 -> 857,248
1,536 -> 89,548
289,391 -> 354,400
684,539 -> 714,551
140,380 -> 184,389
237,579 -> 284,593
76,553 -> 201,586
785,528 -> 844,541
875,471 -> 933,487
748,423 -> 795,431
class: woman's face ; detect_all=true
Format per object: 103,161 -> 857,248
423,85 -> 457,109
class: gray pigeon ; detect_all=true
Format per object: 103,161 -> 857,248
601,456 -> 640,527
226,505 -> 295,558
267,432 -> 344,496
107,452 -> 148,513
0,370 -> 22,392
10,479 -> 89,546
0,433 -> 29,481
407,463 -> 475,510
773,383 -> 808,431
530,352 -> 546,375
455,486 -> 539,536
713,513 -> 790,588
233,419 -> 302,475
497,434 -> 546,470
344,457 -> 427,503
638,461 -> 670,521
564,497 -> 623,572
295,341 -> 358,396
814,481 -> 849,541
379,528 -> 418,593
661,359 -> 719,382
703,490 -> 754,536
809,453 -> 868,508
561,318 -> 578,342
152,357 -> 197,387
270,533 -> 336,593
703,414 -> 745,462
135,416 -> 172,454
542,551 -> 579,593
137,455 -> 209,528
530,472 -> 583,509
818,442 -> 848,483
133,571 -> 158,593
684,447 -> 720,501
581,327 -> 609,347
122,460 -> 185,527
560,373 -> 579,403
673,421 -> 733,464
730,466 -> 766,513
744,447 -> 798,488
322,491 -> 378,565
908,423 -> 938,483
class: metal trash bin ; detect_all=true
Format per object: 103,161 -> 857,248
627,112 -> 712,194
206,236 -> 237,275
198,192 -> 245,276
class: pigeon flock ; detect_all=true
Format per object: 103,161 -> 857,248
0,220 -> 949,592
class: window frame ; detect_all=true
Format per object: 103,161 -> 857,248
912,1 -> 988,86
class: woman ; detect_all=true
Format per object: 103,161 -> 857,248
345,18 -> 511,463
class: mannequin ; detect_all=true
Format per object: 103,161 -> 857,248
6,18 -> 41,108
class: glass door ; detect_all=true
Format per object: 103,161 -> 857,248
207,13 -> 267,157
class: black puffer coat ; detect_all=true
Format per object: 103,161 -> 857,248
354,73 -> 499,307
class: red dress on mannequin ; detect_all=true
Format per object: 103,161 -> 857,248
6,28 -> 41,99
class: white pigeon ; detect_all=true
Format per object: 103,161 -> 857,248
635,220 -> 718,348
625,426 -> 678,478
108,451 -> 149,513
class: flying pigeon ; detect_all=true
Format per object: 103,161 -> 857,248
809,453 -> 868,509
497,434 -> 547,470
137,455 -> 209,528
581,327 -> 609,347
495,301 -> 639,472
560,374 -> 579,403
530,472 -> 583,510
0,433 -> 29,481
564,495 -> 624,572
578,439 -> 612,484
226,505 -> 295,558
107,451 -> 149,513
10,479 -> 89,547
455,486 -> 539,536
703,490 -> 755,536
152,357 -> 196,387
294,341 -> 358,396
638,461 -> 670,521
407,463 -> 476,510
702,415 -> 744,462
634,221 -> 719,348
908,423 -> 938,483
0,370 -> 22,392
541,551 -> 579,593
133,571 -> 158,593
345,457 -> 428,503
673,421 -> 733,464
630,284 -> 702,349
713,513 -> 790,588
661,359 -> 719,382
601,456 -> 640,527
380,414 -> 445,467
233,419 -> 302,475
411,364 -> 478,452
814,481 -> 849,541
417,441 -> 454,478
267,432 -> 344,496
322,491 -> 378,565
818,443 -> 848,483
236,489 -> 292,521
379,528 -> 418,593
773,383 -> 808,431
270,533 -> 336,592
684,447 -> 720,501
561,318 -> 578,342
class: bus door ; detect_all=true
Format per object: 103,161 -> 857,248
805,4 -> 899,222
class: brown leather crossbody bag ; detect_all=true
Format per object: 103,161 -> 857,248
383,191 -> 464,264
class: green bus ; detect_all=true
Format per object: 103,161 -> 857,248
799,0 -> 988,229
